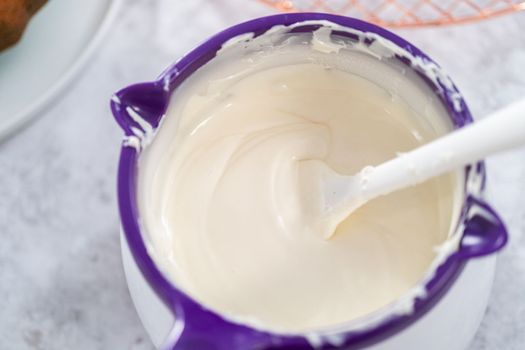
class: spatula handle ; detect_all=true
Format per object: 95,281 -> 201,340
362,98 -> 525,199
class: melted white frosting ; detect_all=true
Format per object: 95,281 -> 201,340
137,26 -> 464,334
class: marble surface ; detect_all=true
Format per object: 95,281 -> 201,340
0,0 -> 524,349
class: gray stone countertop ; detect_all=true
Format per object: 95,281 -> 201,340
0,0 -> 524,349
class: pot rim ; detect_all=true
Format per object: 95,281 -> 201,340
111,13 -> 508,350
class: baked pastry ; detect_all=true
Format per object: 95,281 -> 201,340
0,0 -> 48,52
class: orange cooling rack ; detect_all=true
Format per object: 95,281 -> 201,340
259,0 -> 525,27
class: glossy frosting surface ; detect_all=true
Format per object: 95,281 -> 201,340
138,31 -> 461,332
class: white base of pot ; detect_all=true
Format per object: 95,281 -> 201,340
121,233 -> 496,350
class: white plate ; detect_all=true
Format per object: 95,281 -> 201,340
0,0 -> 121,140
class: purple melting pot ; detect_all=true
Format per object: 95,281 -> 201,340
110,13 -> 507,350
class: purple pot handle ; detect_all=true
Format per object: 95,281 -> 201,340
110,82 -> 168,135
159,298 -> 306,350
457,195 -> 508,260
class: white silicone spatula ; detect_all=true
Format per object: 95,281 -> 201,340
314,98 -> 525,239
